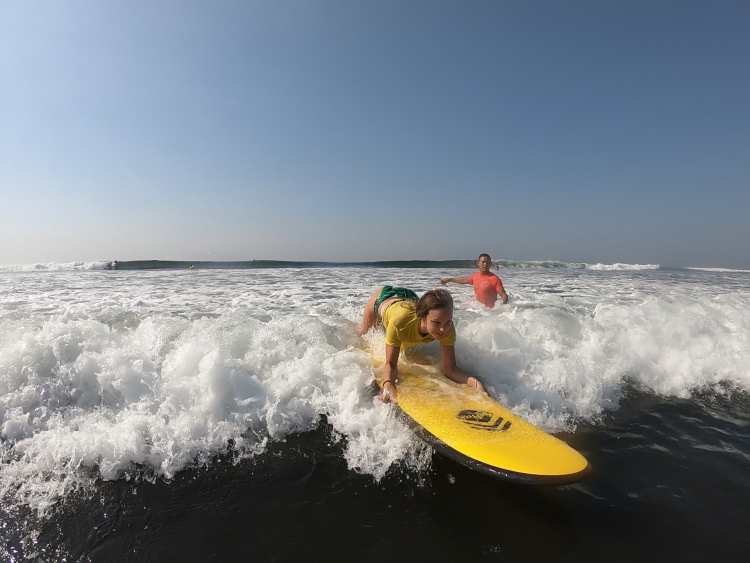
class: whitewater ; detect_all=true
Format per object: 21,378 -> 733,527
1,263 -> 749,517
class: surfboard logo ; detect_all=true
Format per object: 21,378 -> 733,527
456,410 -> 512,432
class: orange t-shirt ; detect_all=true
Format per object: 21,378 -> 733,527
468,272 -> 504,308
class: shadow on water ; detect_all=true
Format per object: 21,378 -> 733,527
5,389 -> 750,562
0,431 -> 602,562
4,424 -> 585,562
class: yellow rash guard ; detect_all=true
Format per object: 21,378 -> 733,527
382,300 -> 456,349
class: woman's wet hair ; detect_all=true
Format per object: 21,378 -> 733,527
415,289 -> 453,318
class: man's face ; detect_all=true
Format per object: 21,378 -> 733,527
478,256 -> 491,273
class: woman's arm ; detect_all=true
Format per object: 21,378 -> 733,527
380,344 -> 401,403
440,346 -> 486,393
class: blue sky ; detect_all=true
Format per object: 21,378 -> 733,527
2,1 -> 748,268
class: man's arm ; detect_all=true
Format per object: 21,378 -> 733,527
495,277 -> 509,304
441,276 -> 472,285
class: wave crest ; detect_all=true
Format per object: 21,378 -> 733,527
0,261 -> 110,272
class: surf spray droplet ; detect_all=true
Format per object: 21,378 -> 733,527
447,474 -> 455,484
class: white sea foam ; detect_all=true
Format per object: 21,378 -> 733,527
1,267 -> 748,513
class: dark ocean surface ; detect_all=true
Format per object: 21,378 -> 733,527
5,389 -> 750,562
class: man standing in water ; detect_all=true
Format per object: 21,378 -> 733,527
441,253 -> 508,309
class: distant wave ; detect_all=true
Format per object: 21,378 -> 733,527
0,261 -> 110,272
685,267 -> 750,273
494,260 -> 660,270
0,259 -> 664,272
586,263 -> 661,271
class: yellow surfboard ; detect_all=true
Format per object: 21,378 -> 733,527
372,354 -> 590,485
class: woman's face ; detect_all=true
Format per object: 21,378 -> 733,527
422,307 -> 453,340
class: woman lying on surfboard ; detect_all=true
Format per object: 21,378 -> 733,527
361,286 -> 486,403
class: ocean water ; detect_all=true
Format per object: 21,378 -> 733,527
1,261 -> 749,561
